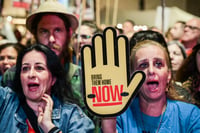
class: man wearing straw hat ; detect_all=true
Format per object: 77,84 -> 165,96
3,0 -> 85,103
3,0 -> 92,125
0,0 -> 96,132
2,0 -> 83,104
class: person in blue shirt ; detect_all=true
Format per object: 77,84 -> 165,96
117,40 -> 200,133
102,40 -> 200,133
0,44 -> 94,132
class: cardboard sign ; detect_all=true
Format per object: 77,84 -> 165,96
81,27 -> 145,117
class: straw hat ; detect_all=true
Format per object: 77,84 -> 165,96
26,0 -> 78,33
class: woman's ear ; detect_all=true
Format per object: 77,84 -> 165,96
69,27 -> 73,37
166,70 -> 172,91
51,77 -> 56,86
168,70 -> 172,83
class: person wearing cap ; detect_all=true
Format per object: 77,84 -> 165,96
3,0 -> 85,107
25,0 -> 86,108
1,0 -> 95,131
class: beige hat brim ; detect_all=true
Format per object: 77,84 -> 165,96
26,0 -> 78,33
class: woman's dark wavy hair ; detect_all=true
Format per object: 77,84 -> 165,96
176,44 -> 200,83
0,42 -> 26,55
13,44 -> 74,103
176,44 -> 200,106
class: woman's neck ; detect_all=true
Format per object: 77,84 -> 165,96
26,99 -> 45,116
139,97 -> 167,117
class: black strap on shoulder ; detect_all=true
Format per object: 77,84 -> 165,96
20,98 -> 41,133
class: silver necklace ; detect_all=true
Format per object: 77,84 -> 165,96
141,112 -> 164,133
140,104 -> 166,133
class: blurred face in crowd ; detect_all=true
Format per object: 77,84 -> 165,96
73,25 -> 93,55
133,43 -> 171,102
0,46 -> 18,74
181,18 -> 200,42
168,44 -> 185,71
170,22 -> 185,40
37,14 -> 68,56
20,50 -> 56,103
123,21 -> 134,34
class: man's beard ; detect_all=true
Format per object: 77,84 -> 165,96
50,43 -> 62,51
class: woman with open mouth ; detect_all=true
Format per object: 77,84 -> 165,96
0,44 -> 94,132
102,40 -> 200,133
116,40 -> 200,133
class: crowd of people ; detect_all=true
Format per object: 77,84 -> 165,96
0,0 -> 200,132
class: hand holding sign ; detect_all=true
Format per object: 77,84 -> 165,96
81,27 -> 145,117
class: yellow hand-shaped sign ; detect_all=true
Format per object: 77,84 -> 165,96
81,27 -> 145,117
